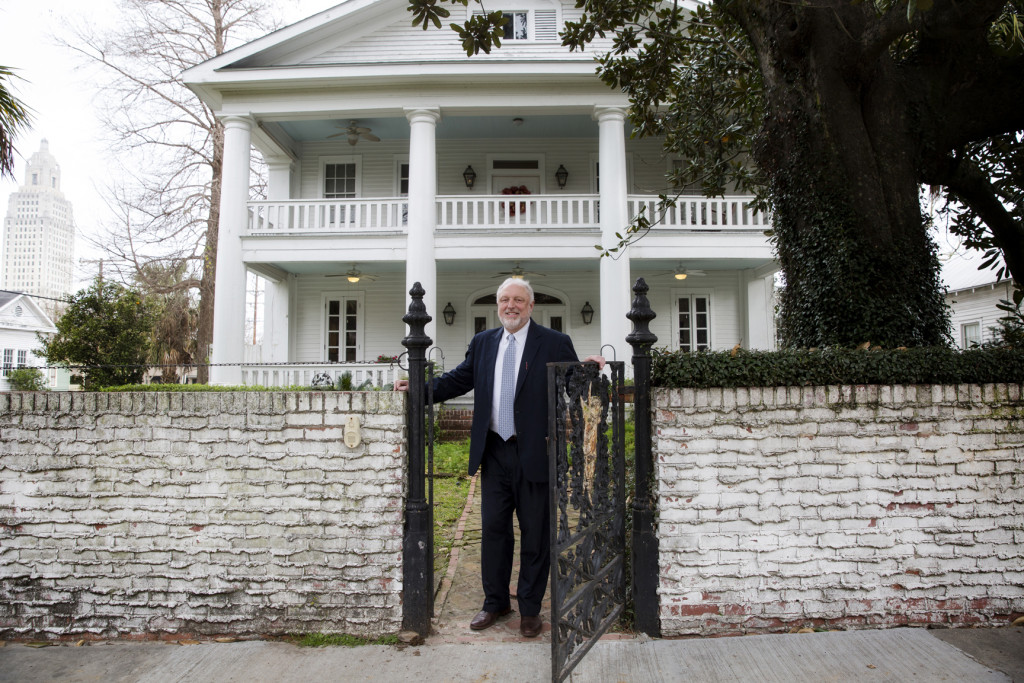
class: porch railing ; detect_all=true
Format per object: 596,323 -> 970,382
240,362 -> 399,389
245,194 -> 766,235
627,195 -> 768,229
248,199 -> 407,234
437,194 -> 599,229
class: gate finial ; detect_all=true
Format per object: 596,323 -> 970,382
626,277 -> 657,349
402,282 -> 433,349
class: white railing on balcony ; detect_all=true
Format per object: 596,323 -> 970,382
240,362 -> 399,389
436,194 -> 599,230
244,194 -> 766,235
628,195 -> 768,229
248,200 -> 407,234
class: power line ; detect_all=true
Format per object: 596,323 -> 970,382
0,288 -> 73,304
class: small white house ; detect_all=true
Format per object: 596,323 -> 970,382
943,251 -> 1015,348
0,292 -> 60,391
183,0 -> 779,386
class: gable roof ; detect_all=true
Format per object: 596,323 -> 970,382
941,250 -> 1011,294
183,0 -> 618,107
0,292 -> 57,334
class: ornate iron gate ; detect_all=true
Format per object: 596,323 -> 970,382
548,360 -> 627,682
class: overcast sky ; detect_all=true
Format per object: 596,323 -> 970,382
0,0 -> 339,288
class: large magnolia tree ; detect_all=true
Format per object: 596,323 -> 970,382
411,0 -> 1024,348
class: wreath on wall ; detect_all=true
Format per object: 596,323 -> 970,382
500,185 -> 531,216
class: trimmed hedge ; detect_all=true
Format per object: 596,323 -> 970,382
651,347 -> 1024,389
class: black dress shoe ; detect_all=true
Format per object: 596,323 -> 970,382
520,615 -> 543,637
470,607 -> 512,630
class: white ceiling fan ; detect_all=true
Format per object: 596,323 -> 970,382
493,262 -> 547,279
327,120 -> 381,146
326,264 -> 379,283
651,262 -> 707,280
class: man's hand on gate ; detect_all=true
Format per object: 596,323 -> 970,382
393,379 -> 409,391
583,355 -> 606,370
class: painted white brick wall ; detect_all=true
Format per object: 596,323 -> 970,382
0,391 -> 407,639
654,382 -> 1024,636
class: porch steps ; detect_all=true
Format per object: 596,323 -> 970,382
438,408 -> 472,443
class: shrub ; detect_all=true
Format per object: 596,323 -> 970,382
652,346 -> 1024,388
7,367 -> 46,391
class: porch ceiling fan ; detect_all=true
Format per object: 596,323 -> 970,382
327,120 -> 380,146
651,262 -> 707,280
327,264 -> 379,283
493,262 -> 547,279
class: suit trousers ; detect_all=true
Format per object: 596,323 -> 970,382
480,430 -> 550,617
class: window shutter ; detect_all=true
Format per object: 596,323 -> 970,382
534,10 -> 557,40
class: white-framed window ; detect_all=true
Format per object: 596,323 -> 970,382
2,349 -> 13,377
17,350 -> 27,368
961,321 -> 981,348
323,293 -> 365,362
470,2 -> 559,41
394,157 -> 410,197
676,293 -> 711,352
320,156 -> 362,199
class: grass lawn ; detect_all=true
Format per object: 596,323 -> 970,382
430,439 -> 472,575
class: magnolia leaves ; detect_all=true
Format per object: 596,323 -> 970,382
407,0 -> 508,55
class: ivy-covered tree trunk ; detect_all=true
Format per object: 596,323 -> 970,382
725,1 -> 950,348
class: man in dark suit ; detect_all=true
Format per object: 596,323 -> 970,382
397,278 -> 603,637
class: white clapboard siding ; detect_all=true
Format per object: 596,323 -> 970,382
300,2 -> 613,66
295,138 -> 684,200
946,282 -> 1014,348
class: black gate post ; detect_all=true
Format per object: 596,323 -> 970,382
625,277 -> 661,637
401,282 -> 433,635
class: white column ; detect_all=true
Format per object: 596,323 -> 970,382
404,107 -> 440,341
210,115 -> 253,385
745,269 -> 777,350
263,273 -> 294,363
595,106 -> 632,364
262,155 -> 294,364
265,155 -> 294,201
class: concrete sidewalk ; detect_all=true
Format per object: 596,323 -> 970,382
1,626 -> 1022,682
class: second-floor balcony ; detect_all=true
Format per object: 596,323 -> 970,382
245,194 -> 768,236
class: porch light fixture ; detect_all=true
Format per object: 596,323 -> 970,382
443,302 -> 456,326
463,165 -> 477,190
674,270 -> 688,280
581,301 -> 594,325
347,273 -> 361,283
555,164 -> 569,189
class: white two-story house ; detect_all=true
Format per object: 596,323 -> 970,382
183,0 -> 778,386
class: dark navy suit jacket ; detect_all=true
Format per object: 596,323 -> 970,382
431,322 -> 578,483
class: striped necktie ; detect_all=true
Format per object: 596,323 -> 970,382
497,333 -> 516,440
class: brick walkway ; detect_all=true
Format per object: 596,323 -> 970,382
430,475 -> 552,644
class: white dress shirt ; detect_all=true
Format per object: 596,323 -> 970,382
490,320 -> 530,435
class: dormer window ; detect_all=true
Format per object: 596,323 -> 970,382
472,2 -> 559,42
502,12 -> 528,40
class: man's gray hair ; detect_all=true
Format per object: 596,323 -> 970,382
497,277 -> 534,303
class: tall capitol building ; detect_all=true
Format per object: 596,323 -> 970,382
2,139 -> 76,318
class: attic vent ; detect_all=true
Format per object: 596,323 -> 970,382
14,305 -> 23,317
534,10 -> 557,40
